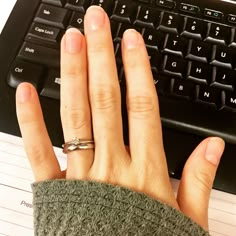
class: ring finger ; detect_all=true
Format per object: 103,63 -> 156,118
122,29 -> 177,207
60,28 -> 93,179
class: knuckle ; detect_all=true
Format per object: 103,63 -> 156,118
92,87 -> 117,110
133,160 -> 156,190
98,171 -> 113,182
88,42 -> 107,55
62,107 -> 89,131
96,167 -> 115,183
61,67 -> 80,79
127,95 -> 155,118
135,171 -> 148,191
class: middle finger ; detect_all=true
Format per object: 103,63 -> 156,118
122,30 -> 177,206
84,6 -> 126,163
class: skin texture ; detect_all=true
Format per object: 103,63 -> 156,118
16,6 -> 225,231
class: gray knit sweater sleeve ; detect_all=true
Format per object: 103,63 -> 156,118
32,180 -> 210,236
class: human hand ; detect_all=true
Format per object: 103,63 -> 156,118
16,6 -> 224,230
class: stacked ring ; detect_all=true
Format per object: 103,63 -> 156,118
62,138 -> 95,154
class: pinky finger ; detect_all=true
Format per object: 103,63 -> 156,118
16,83 -> 62,181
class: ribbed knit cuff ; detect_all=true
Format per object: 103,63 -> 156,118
32,180 -> 210,236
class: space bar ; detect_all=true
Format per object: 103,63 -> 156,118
18,42 -> 60,68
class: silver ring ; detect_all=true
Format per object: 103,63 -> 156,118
62,138 -> 95,154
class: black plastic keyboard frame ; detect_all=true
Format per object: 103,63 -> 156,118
0,0 -> 236,194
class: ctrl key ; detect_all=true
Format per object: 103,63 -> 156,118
7,59 -> 44,90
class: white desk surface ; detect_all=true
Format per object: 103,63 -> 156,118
0,0 -> 17,34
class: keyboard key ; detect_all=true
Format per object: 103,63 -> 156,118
91,0 -> 115,15
7,59 -> 44,89
111,0 -> 137,24
187,61 -> 211,84
170,78 -> 194,99
223,91 -> 236,111
206,23 -> 231,45
152,67 -> 158,84
41,69 -> 60,100
196,85 -> 221,108
162,55 -> 185,78
204,9 -> 223,20
134,6 -> 161,28
211,45 -> 234,69
18,42 -> 60,68
229,29 -> 236,48
154,75 -> 170,94
26,22 -> 62,48
110,20 -> 120,38
186,39 -> 211,63
114,43 -> 122,60
42,0 -> 66,7
182,18 -> 207,40
68,11 -> 85,32
35,4 -> 69,29
143,29 -> 164,50
211,67 -> 234,91
163,34 -> 187,57
156,0 -> 175,9
138,0 -> 151,3
147,48 -> 162,67
65,0 -> 90,13
158,12 -> 184,34
179,3 -> 199,15
227,14 -> 236,24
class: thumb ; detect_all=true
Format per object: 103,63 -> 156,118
177,137 -> 225,230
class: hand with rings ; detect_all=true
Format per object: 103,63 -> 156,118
16,6 -> 224,232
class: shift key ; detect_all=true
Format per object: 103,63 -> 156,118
18,42 -> 60,68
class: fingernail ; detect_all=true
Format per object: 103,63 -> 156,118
16,83 -> 32,103
123,29 -> 140,49
65,28 -> 82,54
86,6 -> 105,31
205,137 -> 224,165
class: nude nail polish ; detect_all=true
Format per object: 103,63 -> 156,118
65,28 -> 82,54
86,6 -> 105,31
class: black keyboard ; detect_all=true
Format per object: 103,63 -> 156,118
1,0 -> 236,194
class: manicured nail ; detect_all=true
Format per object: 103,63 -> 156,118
65,28 -> 82,54
16,83 -> 32,103
123,29 -> 140,49
205,137 -> 224,165
86,6 -> 105,31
